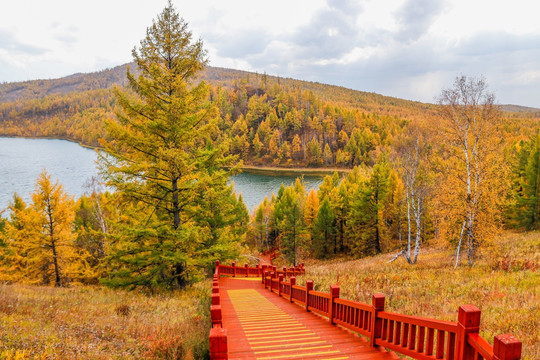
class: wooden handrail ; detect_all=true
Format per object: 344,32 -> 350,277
216,261 -> 305,280
209,265 -> 228,360
212,261 -> 523,360
468,333 -> 494,360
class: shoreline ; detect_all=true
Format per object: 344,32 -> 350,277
0,135 -> 351,175
239,165 -> 350,176
0,135 -> 103,150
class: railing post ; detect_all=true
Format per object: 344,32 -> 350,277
215,260 -> 220,276
493,334 -> 522,360
290,277 -> 296,303
211,305 -> 222,327
278,274 -> 283,297
330,285 -> 340,325
209,327 -> 228,360
212,293 -> 220,306
232,262 -> 236,277
306,280 -> 313,312
370,293 -> 385,347
244,263 -> 249,277
457,305 -> 481,360
256,264 -> 261,277
263,271 -> 268,288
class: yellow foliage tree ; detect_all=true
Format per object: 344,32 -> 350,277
435,76 -> 506,266
4,171 -> 91,286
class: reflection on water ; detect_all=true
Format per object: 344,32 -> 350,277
231,172 -> 323,211
0,137 -> 324,213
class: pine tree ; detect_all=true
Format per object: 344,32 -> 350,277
517,135 -> 540,229
99,2 -> 240,289
312,198 -> 335,258
349,158 -> 391,256
274,185 -> 304,265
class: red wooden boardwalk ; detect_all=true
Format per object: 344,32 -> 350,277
220,277 -> 396,360
210,263 -> 522,360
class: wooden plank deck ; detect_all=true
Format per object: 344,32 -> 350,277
220,277 -> 396,360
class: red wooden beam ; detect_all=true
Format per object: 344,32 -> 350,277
494,334 -> 522,360
370,293 -> 385,347
457,305 -> 481,360
209,327 -> 227,360
330,285 -> 340,325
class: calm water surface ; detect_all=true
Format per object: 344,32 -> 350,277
0,138 -> 323,212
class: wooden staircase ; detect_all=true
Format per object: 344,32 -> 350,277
209,262 -> 522,360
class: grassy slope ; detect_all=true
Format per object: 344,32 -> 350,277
0,282 -> 211,359
291,231 -> 539,360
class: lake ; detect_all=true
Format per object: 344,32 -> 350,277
0,138 -> 323,213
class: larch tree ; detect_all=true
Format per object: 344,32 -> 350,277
437,76 -> 504,267
99,1 -> 240,289
3,172 -> 89,286
303,188 -> 319,253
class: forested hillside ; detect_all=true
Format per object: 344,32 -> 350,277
2,57 -> 540,270
2,64 -> 538,167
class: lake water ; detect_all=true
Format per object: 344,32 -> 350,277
0,138 -> 323,213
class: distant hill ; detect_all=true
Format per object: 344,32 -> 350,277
500,104 -> 540,113
0,63 -> 538,168
0,63 -> 436,117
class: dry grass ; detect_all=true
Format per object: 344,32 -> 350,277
0,282 -> 211,359
294,231 -> 539,360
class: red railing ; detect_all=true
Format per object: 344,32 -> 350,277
209,267 -> 227,360
215,260 -> 305,279
210,262 -> 523,360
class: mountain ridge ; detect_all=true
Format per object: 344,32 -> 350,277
1,63 -> 538,114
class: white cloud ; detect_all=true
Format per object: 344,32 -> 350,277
0,0 -> 539,107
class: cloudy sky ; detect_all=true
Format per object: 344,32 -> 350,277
1,0 -> 539,107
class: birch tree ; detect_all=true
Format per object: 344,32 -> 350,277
437,76 -> 504,267
392,124 -> 431,264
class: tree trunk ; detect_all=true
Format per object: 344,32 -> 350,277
339,219 -> 344,252
413,197 -> 421,264
47,202 -> 62,287
172,177 -> 180,230
406,190 -> 412,261
455,220 -> 466,269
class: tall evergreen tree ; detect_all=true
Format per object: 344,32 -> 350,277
349,158 -> 391,256
516,135 -> 540,229
100,2 -> 240,289
312,198 -> 335,258
274,185 -> 304,265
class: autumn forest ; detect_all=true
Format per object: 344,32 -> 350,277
0,2 -> 539,359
